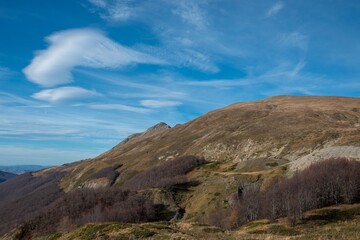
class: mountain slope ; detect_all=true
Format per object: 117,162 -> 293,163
1,95 -> 360,238
56,95 -> 360,191
0,171 -> 17,183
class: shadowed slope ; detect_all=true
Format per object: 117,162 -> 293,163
0,171 -> 16,183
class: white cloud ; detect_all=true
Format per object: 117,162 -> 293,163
32,87 -> 99,103
179,49 -> 219,73
266,2 -> 284,17
289,60 -> 306,79
0,98 -> 147,143
89,0 -> 106,8
172,1 -> 207,29
88,0 -> 135,22
183,79 -> 254,88
88,103 -> 151,114
280,32 -> 308,50
23,28 -> 165,87
140,100 -> 182,108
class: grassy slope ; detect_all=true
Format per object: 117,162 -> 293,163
24,204 -> 360,240
57,96 -> 360,192
48,96 -> 360,221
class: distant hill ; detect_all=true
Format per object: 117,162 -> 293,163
0,171 -> 17,183
0,165 -> 48,174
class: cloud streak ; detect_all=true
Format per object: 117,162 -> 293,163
0,66 -> 12,78
23,28 -> 165,87
172,1 -> 207,29
32,87 -> 99,103
140,100 -> 182,108
88,0 -> 135,22
280,31 -> 308,50
88,103 -> 151,114
266,2 -> 284,17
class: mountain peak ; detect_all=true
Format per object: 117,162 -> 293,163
146,122 -> 171,133
116,122 -> 171,147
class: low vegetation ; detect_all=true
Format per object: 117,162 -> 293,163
0,172 -> 64,236
122,155 -> 206,190
1,156 -> 205,239
210,158 -> 360,229
15,188 -> 158,239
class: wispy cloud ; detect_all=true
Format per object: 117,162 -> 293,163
77,69 -> 188,100
32,87 -> 99,103
23,28 -> 165,87
0,66 -> 11,78
140,100 -> 182,108
266,1 -> 284,17
0,98 -> 145,141
88,0 -> 135,22
262,60 -> 307,79
89,0 -> 106,8
183,79 -> 254,88
0,92 -> 41,107
172,1 -> 207,29
280,31 -> 308,50
88,103 -> 151,114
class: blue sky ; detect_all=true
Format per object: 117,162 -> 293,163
0,0 -> 359,165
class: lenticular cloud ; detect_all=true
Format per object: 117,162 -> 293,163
23,28 -> 164,87
32,87 -> 98,103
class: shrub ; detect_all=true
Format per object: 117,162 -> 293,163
122,156 -> 205,190
18,188 -> 158,238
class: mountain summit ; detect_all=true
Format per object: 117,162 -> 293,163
57,95 -> 360,189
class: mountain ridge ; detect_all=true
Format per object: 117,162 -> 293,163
54,95 -> 360,191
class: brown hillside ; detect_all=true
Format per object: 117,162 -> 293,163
54,95 -> 360,191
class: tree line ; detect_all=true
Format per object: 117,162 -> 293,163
210,158 -> 360,229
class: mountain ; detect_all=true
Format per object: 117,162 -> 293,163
1,95 -> 360,239
0,171 -> 17,183
57,95 -> 360,191
0,165 -> 49,174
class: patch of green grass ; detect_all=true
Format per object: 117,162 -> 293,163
243,221 -> 269,229
249,225 -> 300,236
201,227 -> 224,233
62,223 -> 133,240
267,225 -> 300,236
304,205 -> 360,225
130,227 -> 156,238
265,162 -> 279,167
43,233 -> 62,240
204,162 -> 221,171
225,164 -> 238,172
